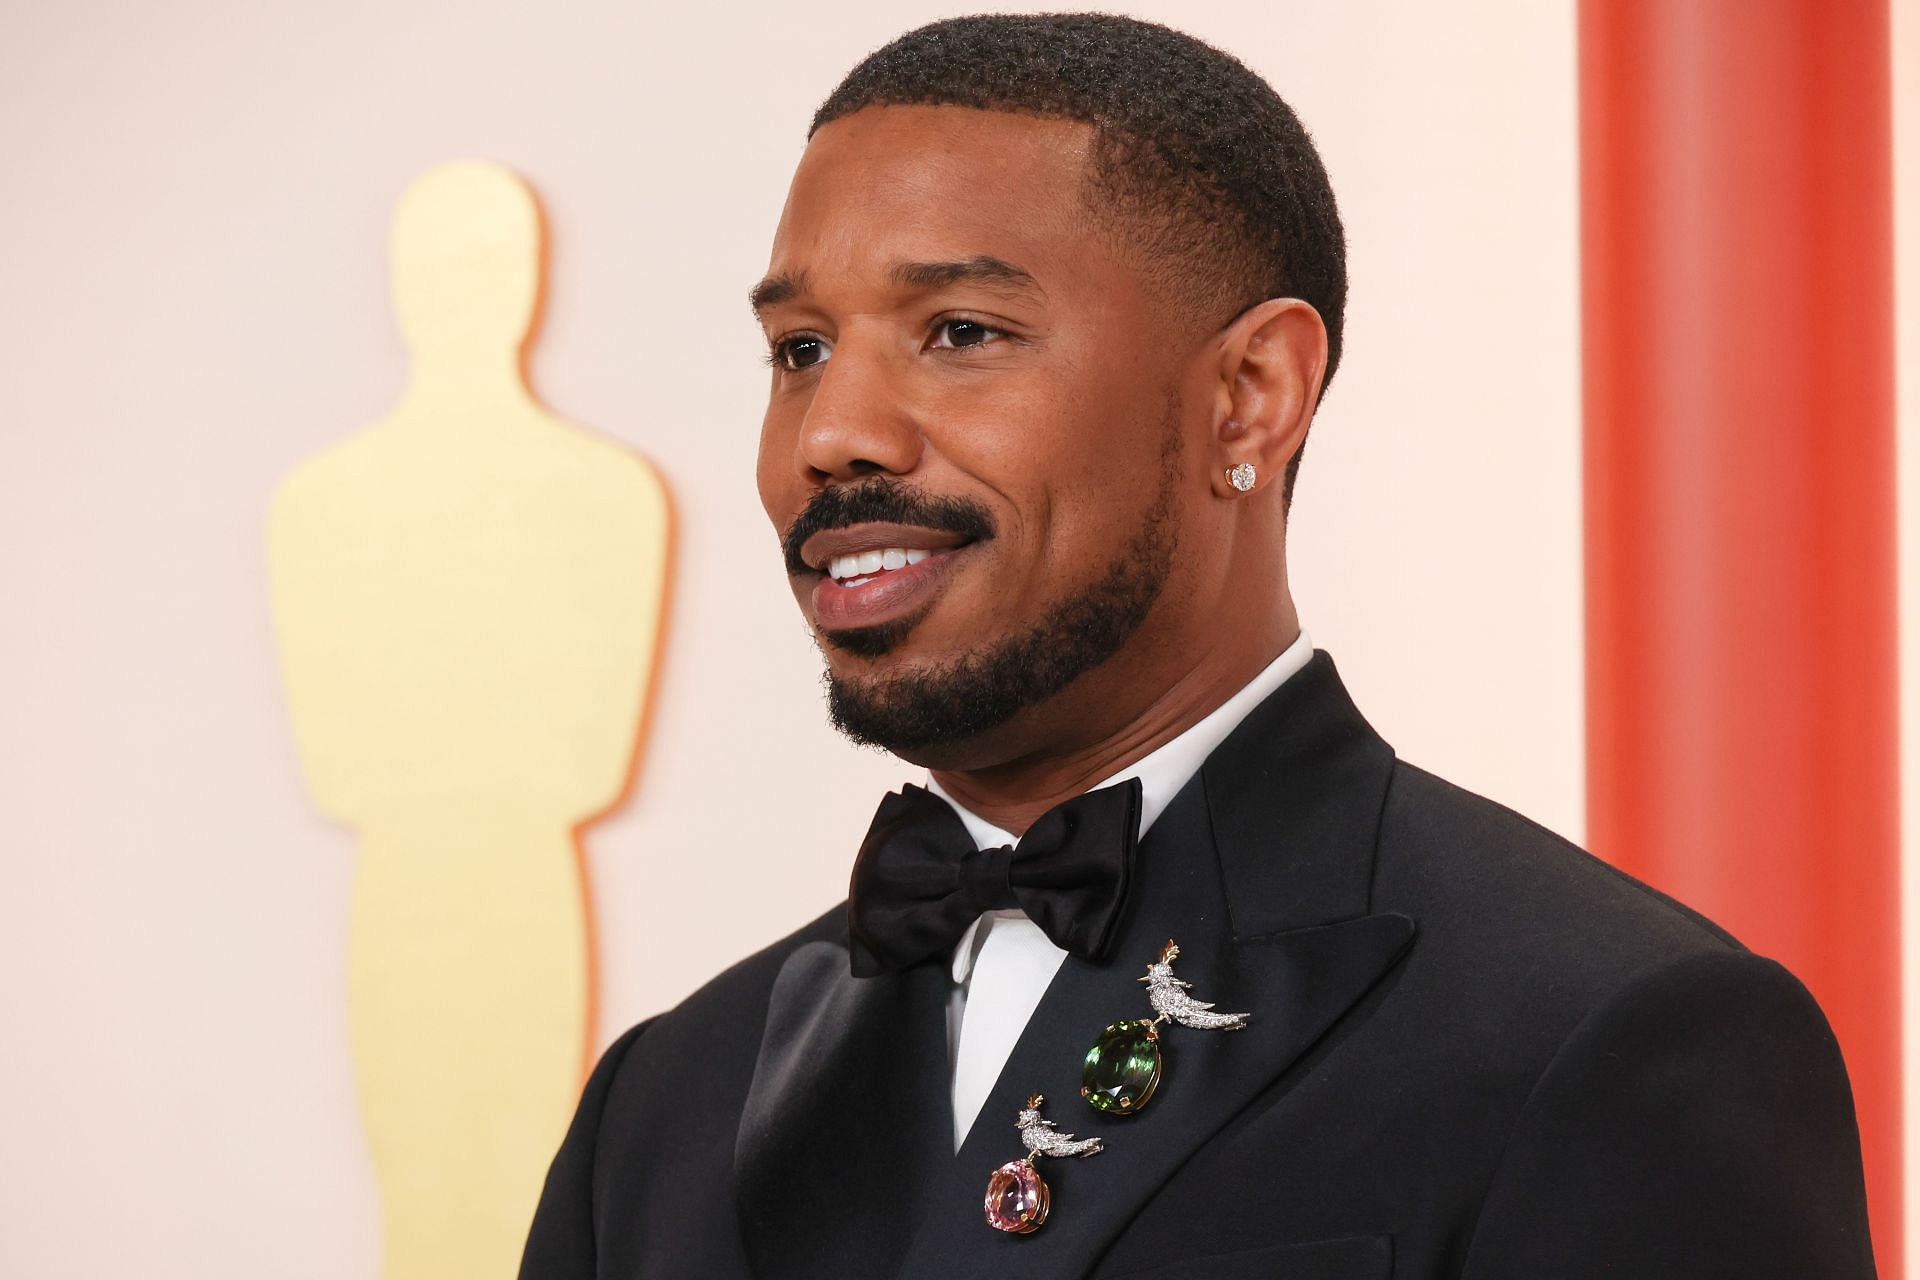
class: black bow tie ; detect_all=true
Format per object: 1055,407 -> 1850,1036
846,776 -> 1143,978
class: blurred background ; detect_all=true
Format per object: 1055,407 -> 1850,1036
0,0 -> 1911,1275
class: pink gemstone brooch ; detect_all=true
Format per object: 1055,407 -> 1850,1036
983,1093 -> 1104,1234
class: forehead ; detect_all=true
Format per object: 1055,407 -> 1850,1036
766,105 -> 1106,288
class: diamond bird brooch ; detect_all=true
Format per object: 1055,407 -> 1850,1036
984,1094 -> 1103,1233
1081,939 -> 1250,1115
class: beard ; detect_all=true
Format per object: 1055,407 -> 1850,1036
821,414 -> 1182,756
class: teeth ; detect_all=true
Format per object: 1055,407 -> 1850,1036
827,546 -> 939,582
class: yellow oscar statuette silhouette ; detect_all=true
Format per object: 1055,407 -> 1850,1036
268,160 -> 669,1277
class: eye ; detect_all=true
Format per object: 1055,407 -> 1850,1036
768,333 -> 832,371
928,318 -> 1005,350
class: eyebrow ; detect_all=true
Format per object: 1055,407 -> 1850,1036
747,255 -> 1041,320
889,255 -> 1040,295
748,268 -> 810,318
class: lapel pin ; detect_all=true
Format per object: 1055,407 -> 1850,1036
984,1093 -> 1104,1234
1081,938 -> 1250,1116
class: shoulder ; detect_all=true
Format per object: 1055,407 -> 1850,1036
1377,759 -> 1743,966
1457,942 -> 1870,1274
671,901 -> 848,1012
521,905 -> 854,1266
1366,761 -> 1868,1253
1366,759 -> 1783,1083
590,902 -> 847,1094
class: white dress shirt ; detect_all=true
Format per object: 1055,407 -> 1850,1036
929,628 -> 1315,1148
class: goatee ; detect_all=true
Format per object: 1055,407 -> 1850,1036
822,426 -> 1182,755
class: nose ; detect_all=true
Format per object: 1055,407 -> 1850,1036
794,334 -> 923,483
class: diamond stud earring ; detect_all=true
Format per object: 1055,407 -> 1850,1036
1226,462 -> 1257,492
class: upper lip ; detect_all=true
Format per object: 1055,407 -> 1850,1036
799,522 -> 975,572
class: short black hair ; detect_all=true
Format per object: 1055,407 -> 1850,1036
811,12 -> 1347,507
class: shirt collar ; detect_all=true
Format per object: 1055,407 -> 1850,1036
932,628 -> 1315,982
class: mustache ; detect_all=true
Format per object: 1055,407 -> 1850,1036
781,478 -> 997,575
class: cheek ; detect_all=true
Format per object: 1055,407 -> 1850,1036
755,416 -> 796,527
933,344 -> 1127,473
1011,367 -> 1170,499
949,375 -> 1168,582
926,380 -> 1079,539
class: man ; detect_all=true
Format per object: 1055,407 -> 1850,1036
521,14 -> 1874,1278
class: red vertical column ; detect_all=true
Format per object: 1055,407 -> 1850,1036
1581,1 -> 1900,1272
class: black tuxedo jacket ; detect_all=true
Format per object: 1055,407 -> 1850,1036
520,652 -> 1874,1278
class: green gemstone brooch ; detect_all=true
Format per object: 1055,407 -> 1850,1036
1080,939 -> 1249,1116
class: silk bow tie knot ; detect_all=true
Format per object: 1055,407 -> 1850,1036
847,777 -> 1143,978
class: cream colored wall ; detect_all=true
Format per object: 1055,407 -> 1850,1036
0,1 -> 1631,1274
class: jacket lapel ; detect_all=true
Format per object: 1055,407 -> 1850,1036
734,936 -> 953,1279
895,651 -> 1418,1278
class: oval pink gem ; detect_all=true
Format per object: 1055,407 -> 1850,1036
984,1159 -> 1050,1233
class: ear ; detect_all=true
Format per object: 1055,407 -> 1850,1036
1205,298 -> 1328,500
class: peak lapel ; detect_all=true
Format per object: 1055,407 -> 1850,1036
1202,651 -> 1399,937
895,651 -> 1418,1279
734,938 -> 953,1279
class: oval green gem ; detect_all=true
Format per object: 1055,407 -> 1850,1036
1080,1019 -> 1163,1115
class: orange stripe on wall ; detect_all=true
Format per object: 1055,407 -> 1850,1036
1580,1 -> 1902,1273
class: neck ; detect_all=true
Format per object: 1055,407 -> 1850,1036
398,352 -> 534,414
929,600 -> 1300,836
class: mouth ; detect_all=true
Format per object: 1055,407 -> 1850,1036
797,522 -> 981,636
822,544 -> 940,586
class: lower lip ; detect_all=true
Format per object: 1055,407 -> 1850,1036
808,547 -> 969,632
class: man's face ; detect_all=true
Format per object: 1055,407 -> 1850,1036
754,105 -> 1204,763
